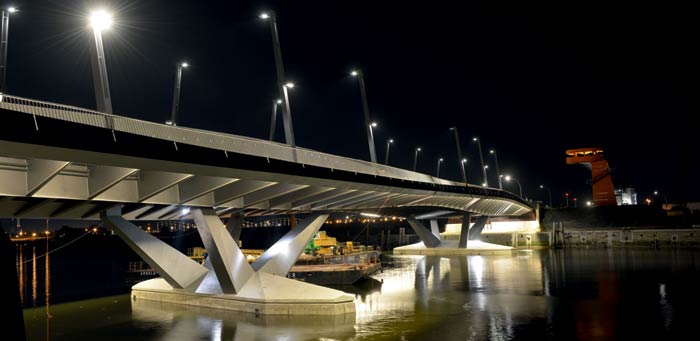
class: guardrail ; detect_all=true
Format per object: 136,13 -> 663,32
0,93 -> 530,206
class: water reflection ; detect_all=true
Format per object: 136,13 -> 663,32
22,249 -> 700,340
131,299 -> 356,340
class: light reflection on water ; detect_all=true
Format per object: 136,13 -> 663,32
23,249 -> 700,340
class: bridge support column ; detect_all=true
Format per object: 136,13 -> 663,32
225,211 -> 244,244
252,213 -> 328,275
192,208 -> 254,294
430,219 -> 440,238
406,215 -> 441,248
102,207 -> 208,290
468,216 -> 489,241
131,211 -> 353,316
458,213 -> 471,248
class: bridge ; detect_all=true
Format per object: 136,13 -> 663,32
1,93 -> 534,315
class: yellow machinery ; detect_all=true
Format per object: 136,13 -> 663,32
313,231 -> 338,255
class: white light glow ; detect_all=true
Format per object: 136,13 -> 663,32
284,82 -> 295,88
276,99 -> 283,104
259,12 -> 270,19
371,122 -> 378,128
417,147 -> 422,151
181,62 -> 189,68
181,207 -> 190,215
360,212 -> 381,218
8,7 -> 18,13
473,137 -> 478,141
89,10 -> 112,31
350,70 -> 359,76
462,158 -> 467,163
389,139 -> 394,143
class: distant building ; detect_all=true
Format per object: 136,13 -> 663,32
615,187 -> 637,205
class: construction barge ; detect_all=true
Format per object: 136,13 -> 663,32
288,231 -> 382,285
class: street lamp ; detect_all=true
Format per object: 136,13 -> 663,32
564,192 -> 570,208
260,11 -> 295,147
489,149 -> 503,189
413,147 -> 421,172
384,138 -> 394,165
473,137 -> 488,187
0,6 -> 18,92
539,184 -> 553,208
269,98 -> 283,140
449,127 -> 467,184
169,62 -> 189,126
88,9 -> 114,114
351,69 -> 378,163
436,158 -> 444,178
504,175 -> 523,198
653,190 -> 668,204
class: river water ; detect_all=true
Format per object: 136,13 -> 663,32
21,248 -> 700,340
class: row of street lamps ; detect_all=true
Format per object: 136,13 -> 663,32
0,7 -> 532,198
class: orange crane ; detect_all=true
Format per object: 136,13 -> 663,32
566,148 -> 617,206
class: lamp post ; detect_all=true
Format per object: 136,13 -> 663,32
473,137 -> 488,187
436,158 -> 444,177
384,138 -> 394,165
169,62 -> 189,126
449,127 -> 468,184
489,149 -> 503,189
482,165 -> 489,186
461,158 -> 468,181
564,192 -> 570,208
369,122 -> 378,161
413,147 -> 421,172
351,69 -> 378,163
260,11 -> 295,147
0,6 -> 18,92
269,99 -> 282,140
504,175 -> 522,198
539,184 -> 552,208
653,191 -> 668,204
89,9 -> 114,114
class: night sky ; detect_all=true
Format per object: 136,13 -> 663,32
4,0 -> 697,207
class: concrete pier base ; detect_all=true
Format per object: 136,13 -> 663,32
393,240 -> 513,255
131,273 -> 355,316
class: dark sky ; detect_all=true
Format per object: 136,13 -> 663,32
5,0 -> 697,206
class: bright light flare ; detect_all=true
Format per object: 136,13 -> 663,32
370,122 -> 378,128
505,175 -> 512,181
360,212 -> 381,218
8,7 -> 18,13
89,10 -> 113,31
276,99 -> 283,104
350,70 -> 359,76
259,12 -> 270,19
389,139 -> 394,143
284,82 -> 295,88
181,62 -> 190,68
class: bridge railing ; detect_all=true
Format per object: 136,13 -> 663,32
0,93 -> 462,187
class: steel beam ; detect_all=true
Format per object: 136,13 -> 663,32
406,215 -> 441,248
26,159 -> 70,196
102,208 -> 208,290
252,213 -> 329,276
